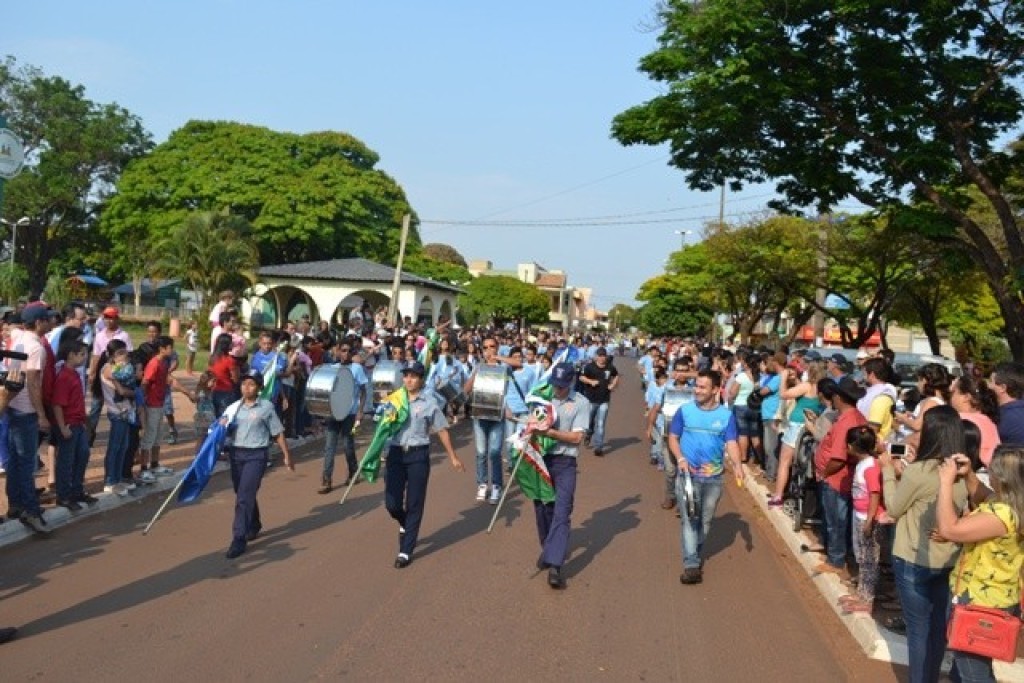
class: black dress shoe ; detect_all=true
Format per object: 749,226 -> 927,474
536,554 -> 548,570
547,567 -> 566,589
394,553 -> 412,569
225,542 -> 246,559
57,499 -> 82,512
245,525 -> 262,542
76,493 -> 99,505
0,626 -> 17,644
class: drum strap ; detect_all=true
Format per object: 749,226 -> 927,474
510,370 -> 528,406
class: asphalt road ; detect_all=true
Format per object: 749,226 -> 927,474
1,361 -> 903,682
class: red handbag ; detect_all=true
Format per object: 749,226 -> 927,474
947,552 -> 1022,663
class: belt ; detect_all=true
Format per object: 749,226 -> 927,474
392,444 -> 429,453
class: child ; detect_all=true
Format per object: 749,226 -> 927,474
99,344 -> 137,496
193,371 -> 216,451
185,321 -> 198,375
52,340 -> 95,510
840,426 -> 891,613
645,368 -> 669,468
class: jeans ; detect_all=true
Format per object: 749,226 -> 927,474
818,482 -> 851,569
762,419 -> 781,480
892,556 -> 951,683
104,416 -> 132,486
649,427 -> 663,463
229,447 -> 268,544
588,401 -> 609,450
384,445 -> 431,556
662,441 -> 677,500
473,418 -> 503,487
55,424 -> 90,501
676,474 -> 724,569
5,410 -> 41,516
504,413 -> 526,462
534,454 -> 577,568
322,414 -> 357,481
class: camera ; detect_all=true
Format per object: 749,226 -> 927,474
888,442 -> 907,457
0,350 -> 29,394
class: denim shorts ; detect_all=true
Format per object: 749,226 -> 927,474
781,421 -> 806,448
732,405 -> 761,437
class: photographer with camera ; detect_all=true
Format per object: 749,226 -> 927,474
0,331 -> 29,644
221,370 -> 295,560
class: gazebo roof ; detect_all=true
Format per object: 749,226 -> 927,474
258,258 -> 462,294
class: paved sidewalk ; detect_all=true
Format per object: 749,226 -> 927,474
739,466 -> 1024,682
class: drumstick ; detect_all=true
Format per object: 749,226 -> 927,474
486,454 -> 524,534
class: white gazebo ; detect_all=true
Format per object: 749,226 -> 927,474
245,258 -> 461,329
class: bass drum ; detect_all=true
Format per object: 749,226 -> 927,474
471,364 -> 508,421
661,387 -> 695,433
305,364 -> 356,420
372,360 -> 403,405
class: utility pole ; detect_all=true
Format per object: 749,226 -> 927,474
813,215 -> 829,345
387,214 -> 411,326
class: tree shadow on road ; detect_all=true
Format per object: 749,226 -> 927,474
701,511 -> 753,561
566,494 -> 642,577
14,494 -> 381,639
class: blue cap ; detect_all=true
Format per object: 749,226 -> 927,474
240,369 -> 264,388
550,362 -> 576,388
402,360 -> 426,376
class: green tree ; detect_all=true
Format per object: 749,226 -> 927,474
459,276 -> 550,327
0,57 -> 152,296
0,263 -> 27,306
612,2 -> 1024,358
421,243 -> 467,268
401,253 -> 472,286
102,120 -> 416,277
607,303 -> 637,331
151,211 -> 259,322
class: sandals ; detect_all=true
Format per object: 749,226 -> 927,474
767,496 -> 784,507
883,615 -> 907,634
841,599 -> 873,614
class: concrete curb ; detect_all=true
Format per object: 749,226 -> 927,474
0,433 -> 321,550
739,469 -> 1024,682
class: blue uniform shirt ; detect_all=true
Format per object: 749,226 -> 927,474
505,365 -> 537,415
227,399 -> 284,448
391,392 -> 448,448
669,401 -> 738,480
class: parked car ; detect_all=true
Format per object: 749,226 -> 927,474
891,352 -> 962,388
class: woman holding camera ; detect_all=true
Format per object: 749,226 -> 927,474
879,405 -> 968,683
221,370 -> 295,560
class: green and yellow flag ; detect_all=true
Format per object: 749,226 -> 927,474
358,387 -> 409,483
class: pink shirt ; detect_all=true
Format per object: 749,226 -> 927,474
962,411 -> 1001,466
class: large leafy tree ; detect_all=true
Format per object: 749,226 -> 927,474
459,276 -> 550,327
0,57 -> 152,296
102,120 -> 416,280
636,243 -> 716,336
613,2 -> 1024,357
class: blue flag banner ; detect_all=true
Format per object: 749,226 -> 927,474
177,421 -> 227,504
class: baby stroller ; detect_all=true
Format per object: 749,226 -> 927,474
782,427 -> 821,532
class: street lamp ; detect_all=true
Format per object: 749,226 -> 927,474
674,229 -> 694,249
0,216 -> 29,267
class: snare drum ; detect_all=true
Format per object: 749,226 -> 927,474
372,360 -> 402,405
471,364 -> 508,421
305,365 -> 356,420
437,379 -> 463,405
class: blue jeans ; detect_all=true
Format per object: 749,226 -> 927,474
588,402 -> 609,450
504,413 -> 526,462
322,414 -> 357,481
104,416 -> 132,486
762,420 -> 781,480
473,418 -> 503,487
5,410 -> 41,516
649,427 -> 663,463
384,445 -> 431,556
55,424 -> 90,501
893,556 -> 951,683
818,482 -> 851,568
534,454 -> 577,568
676,474 -> 724,569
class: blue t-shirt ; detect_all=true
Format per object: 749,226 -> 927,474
999,400 -> 1024,443
505,365 -> 538,415
646,382 -> 666,432
638,355 -> 655,383
250,350 -> 287,400
760,374 -> 782,421
344,362 -> 368,416
669,401 -> 738,480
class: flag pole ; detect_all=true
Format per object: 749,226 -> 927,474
486,452 -> 524,534
337,467 -> 362,506
142,477 -> 187,535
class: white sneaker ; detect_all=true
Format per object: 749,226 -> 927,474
488,485 -> 501,505
139,471 -> 157,483
103,484 -> 117,494
476,484 -> 487,501
122,481 -> 137,491
152,465 -> 174,476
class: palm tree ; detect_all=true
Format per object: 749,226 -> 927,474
152,210 -> 259,320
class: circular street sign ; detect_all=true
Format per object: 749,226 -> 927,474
0,128 -> 26,180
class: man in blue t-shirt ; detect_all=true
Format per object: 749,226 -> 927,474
668,369 -> 743,585
317,339 -> 369,493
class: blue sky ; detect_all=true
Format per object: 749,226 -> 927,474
8,1 -> 786,309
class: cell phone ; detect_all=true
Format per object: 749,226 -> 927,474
888,443 -> 907,457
